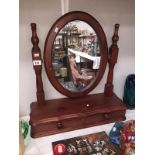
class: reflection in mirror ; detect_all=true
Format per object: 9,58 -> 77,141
52,20 -> 101,92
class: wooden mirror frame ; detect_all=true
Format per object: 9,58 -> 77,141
44,11 -> 108,98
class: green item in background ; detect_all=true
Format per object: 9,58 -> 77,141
20,120 -> 29,139
123,74 -> 135,110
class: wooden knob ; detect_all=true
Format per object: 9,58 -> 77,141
31,23 -> 36,31
57,122 -> 63,129
112,24 -> 120,46
104,113 -> 109,119
86,104 -> 90,107
115,24 -> 120,32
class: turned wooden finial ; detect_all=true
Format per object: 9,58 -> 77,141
112,24 -> 119,46
104,24 -> 120,96
31,23 -> 40,52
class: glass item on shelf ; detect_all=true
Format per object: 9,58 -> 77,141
123,74 -> 135,109
20,119 -> 29,139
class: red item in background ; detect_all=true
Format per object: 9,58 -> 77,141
54,144 -> 66,155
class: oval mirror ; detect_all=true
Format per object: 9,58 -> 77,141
44,11 -> 108,98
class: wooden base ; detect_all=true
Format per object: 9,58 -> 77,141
30,93 -> 126,138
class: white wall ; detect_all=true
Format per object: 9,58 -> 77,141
19,0 -> 135,116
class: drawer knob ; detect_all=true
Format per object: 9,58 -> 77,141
57,122 -> 63,129
104,113 -> 109,119
86,104 -> 90,107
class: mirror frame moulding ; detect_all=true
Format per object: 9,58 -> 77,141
44,11 -> 108,98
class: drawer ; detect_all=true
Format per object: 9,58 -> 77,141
32,117 -> 83,135
30,110 -> 126,137
84,110 -> 125,125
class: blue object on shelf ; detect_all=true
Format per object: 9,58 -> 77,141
123,74 -> 135,109
109,122 -> 124,146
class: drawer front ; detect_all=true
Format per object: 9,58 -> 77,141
32,117 -> 83,135
84,110 -> 126,125
31,110 -> 126,138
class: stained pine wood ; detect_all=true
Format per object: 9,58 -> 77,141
30,93 -> 126,138
29,12 -> 127,138
31,23 -> 45,106
104,24 -> 120,96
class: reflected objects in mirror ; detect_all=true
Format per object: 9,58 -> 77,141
52,20 -> 100,92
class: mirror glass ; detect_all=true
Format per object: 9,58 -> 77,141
52,20 -> 101,92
